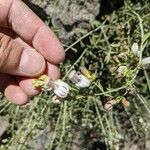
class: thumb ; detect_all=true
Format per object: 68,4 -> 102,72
0,33 -> 45,77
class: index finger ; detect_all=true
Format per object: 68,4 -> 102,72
0,0 -> 65,64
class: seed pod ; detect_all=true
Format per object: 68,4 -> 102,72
131,43 -> 140,57
104,100 -> 116,110
68,70 -> 80,83
122,99 -> 130,107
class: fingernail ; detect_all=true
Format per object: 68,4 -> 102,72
19,48 -> 45,76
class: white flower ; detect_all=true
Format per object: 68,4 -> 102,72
139,118 -> 144,123
53,79 -> 70,98
131,42 -> 140,57
141,57 -> 150,69
46,79 -> 69,98
33,75 -> 70,99
75,74 -> 91,88
68,70 -> 91,88
117,66 -> 128,76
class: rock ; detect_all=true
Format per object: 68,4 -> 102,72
0,116 -> 9,137
27,125 -> 51,150
29,0 -> 101,43
26,0 -> 124,43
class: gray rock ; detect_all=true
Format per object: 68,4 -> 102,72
29,0 -> 101,43
27,125 -> 51,150
0,116 -> 9,137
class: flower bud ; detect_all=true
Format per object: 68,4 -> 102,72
131,43 -> 140,57
68,70 -> 91,88
141,57 -> 150,69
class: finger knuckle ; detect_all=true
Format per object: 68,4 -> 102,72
0,33 -> 22,73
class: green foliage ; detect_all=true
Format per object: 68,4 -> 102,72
0,0 -> 150,149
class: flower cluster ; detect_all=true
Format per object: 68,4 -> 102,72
32,67 -> 94,104
131,42 -> 150,69
32,66 -> 131,110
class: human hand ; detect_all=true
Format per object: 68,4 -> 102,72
0,0 -> 65,105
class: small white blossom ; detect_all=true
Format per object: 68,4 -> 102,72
139,118 -> 144,123
117,66 -> 128,76
53,79 -> 70,98
75,74 -> 91,88
68,70 -> 91,88
131,42 -> 140,57
46,79 -> 69,99
141,57 -> 150,69
32,75 -> 70,100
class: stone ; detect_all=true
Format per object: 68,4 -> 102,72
0,116 -> 9,137
29,0 -> 101,43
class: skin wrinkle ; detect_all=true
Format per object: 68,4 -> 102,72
8,0 -> 44,43
0,0 -> 13,27
0,35 -> 12,69
31,25 -> 44,47
0,34 -> 11,69
11,11 -> 35,44
0,33 -> 23,73
6,0 -> 14,28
